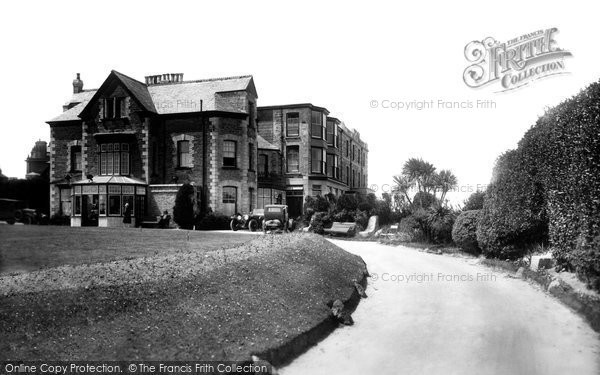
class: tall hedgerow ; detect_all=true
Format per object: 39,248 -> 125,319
478,80 -> 600,290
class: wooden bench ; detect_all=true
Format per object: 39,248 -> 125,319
141,215 -> 171,229
324,222 -> 357,236
380,224 -> 399,238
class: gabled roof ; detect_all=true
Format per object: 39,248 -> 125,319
79,70 -> 157,118
113,71 -> 157,113
48,72 -> 257,123
257,135 -> 279,150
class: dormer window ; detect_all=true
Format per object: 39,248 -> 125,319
104,97 -> 126,119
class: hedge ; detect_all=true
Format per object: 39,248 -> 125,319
478,80 -> 600,290
452,210 -> 481,254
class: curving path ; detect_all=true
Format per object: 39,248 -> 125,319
280,240 -> 600,375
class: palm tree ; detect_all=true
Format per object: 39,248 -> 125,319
402,158 -> 437,207
437,169 -> 458,203
392,175 -> 413,206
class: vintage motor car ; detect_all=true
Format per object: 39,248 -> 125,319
262,204 -> 293,232
230,208 -> 264,232
0,198 -> 47,225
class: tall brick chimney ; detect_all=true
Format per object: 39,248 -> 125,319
144,73 -> 184,85
72,73 -> 83,94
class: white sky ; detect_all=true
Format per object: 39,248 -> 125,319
0,0 -> 598,205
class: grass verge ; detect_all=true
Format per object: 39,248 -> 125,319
0,233 -> 367,362
0,225 -> 255,275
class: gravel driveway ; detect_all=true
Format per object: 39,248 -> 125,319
281,240 -> 600,375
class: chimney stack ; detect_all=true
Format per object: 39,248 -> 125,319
73,73 -> 84,94
144,73 -> 184,85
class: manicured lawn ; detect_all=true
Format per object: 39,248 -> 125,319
0,233 -> 367,362
0,225 -> 255,275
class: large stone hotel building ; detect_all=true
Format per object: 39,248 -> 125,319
47,72 -> 368,226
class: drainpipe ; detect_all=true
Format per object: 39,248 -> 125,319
201,100 -> 207,216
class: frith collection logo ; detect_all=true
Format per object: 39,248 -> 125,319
463,28 -> 572,92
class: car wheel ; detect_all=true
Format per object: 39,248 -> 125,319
248,219 -> 259,232
6,218 -> 15,225
22,216 -> 32,225
230,220 -> 238,231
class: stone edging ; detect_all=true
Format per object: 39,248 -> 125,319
481,259 -> 600,333
251,264 -> 369,369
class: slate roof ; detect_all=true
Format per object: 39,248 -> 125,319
48,71 -> 256,123
50,90 -> 98,122
257,135 -> 279,150
148,76 -> 255,115
112,71 -> 157,113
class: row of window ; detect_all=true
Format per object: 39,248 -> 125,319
285,146 -> 366,186
284,112 -> 365,163
221,186 -> 285,215
59,185 -> 146,217
103,97 -> 127,120
176,140 -> 255,170
70,143 -> 130,175
70,139 -> 364,181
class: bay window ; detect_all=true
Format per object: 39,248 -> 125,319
311,111 -> 323,139
311,147 -> 325,174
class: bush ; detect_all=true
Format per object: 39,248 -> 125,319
304,195 -> 330,214
411,191 -> 438,210
398,214 -> 423,242
476,150 -> 548,260
336,194 -> 359,211
357,193 -> 378,213
452,210 -> 481,254
427,204 -> 456,244
173,183 -> 196,230
354,210 -> 369,230
332,209 -> 354,223
463,190 -> 485,211
310,212 -> 332,235
195,213 -> 230,230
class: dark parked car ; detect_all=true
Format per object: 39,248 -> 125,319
0,198 -> 47,225
262,204 -> 293,233
230,208 -> 264,232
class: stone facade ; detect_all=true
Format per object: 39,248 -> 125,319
257,104 -> 369,217
47,71 -> 258,226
